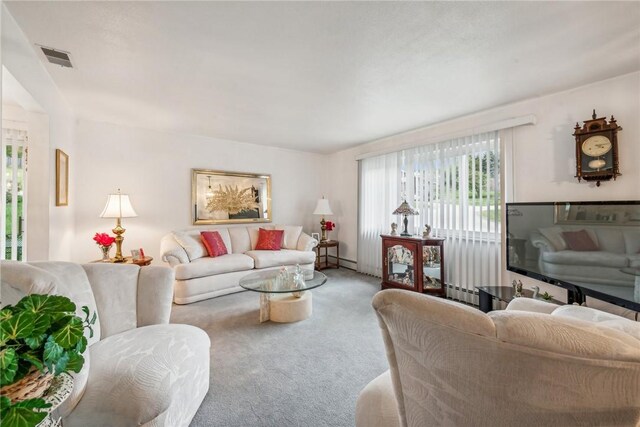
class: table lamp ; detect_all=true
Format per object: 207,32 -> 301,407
313,197 -> 333,242
100,189 -> 137,262
393,200 -> 418,236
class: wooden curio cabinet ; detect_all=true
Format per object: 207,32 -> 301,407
381,235 -> 446,296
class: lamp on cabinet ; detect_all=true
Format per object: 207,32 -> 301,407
393,200 -> 418,237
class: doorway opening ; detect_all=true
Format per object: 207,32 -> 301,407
2,126 -> 28,260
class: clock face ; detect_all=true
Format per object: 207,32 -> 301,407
581,135 -> 612,157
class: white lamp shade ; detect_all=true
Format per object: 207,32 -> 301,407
313,198 -> 333,216
100,193 -> 138,218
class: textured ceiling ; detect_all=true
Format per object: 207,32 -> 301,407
6,1 -> 640,153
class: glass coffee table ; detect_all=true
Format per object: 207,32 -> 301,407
240,269 -> 327,323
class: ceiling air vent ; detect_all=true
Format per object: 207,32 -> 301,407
39,46 -> 73,68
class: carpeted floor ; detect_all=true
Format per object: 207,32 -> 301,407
170,269 -> 389,427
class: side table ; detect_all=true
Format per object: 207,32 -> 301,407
315,240 -> 339,270
91,256 -> 153,266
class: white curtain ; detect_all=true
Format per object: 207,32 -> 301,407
357,131 -> 501,304
357,152 -> 400,276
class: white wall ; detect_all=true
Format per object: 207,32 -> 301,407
1,5 -> 76,261
72,120 -> 328,263
329,72 -> 640,288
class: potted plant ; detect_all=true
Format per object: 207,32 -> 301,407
540,291 -> 554,301
0,294 -> 96,426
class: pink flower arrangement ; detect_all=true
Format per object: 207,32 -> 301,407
325,221 -> 336,231
93,232 -> 115,248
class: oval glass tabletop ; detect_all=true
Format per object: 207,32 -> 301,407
240,269 -> 327,293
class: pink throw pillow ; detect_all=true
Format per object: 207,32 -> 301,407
561,230 -> 599,251
201,231 -> 228,257
255,229 -> 284,251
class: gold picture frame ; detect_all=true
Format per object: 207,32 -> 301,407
55,149 -> 69,206
192,169 -> 272,225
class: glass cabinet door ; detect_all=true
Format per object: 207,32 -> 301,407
423,245 -> 442,289
387,244 -> 416,287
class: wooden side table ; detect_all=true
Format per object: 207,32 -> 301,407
315,240 -> 339,270
124,256 -> 153,266
91,256 -> 153,266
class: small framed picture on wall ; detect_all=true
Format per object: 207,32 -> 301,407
55,149 -> 69,206
311,232 -> 320,241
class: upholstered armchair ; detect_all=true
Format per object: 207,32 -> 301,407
1,261 -> 210,427
356,289 -> 640,427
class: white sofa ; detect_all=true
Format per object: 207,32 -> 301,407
356,290 -> 640,427
531,225 -> 640,286
161,225 -> 317,304
0,260 -> 210,427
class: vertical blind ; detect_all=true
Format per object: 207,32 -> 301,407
358,131 -> 501,304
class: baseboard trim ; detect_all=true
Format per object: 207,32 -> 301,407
324,255 -> 357,271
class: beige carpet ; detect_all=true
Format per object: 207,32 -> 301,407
170,269 -> 389,427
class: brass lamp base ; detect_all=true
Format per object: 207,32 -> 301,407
400,214 -> 411,236
112,218 -> 126,263
320,217 -> 327,242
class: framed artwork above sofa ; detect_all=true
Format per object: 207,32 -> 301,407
192,169 -> 272,225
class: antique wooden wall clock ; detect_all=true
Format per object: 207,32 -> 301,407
573,109 -> 622,187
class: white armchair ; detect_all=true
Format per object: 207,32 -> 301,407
356,289 -> 640,427
1,261 -> 210,427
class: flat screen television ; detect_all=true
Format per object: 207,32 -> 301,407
506,201 -> 640,311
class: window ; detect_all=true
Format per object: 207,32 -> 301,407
358,131 -> 501,303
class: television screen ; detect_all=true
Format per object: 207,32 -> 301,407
506,201 -> 640,310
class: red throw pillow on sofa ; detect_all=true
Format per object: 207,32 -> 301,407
201,231 -> 228,257
561,230 -> 599,251
255,228 -> 284,250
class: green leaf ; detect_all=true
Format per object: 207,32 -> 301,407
43,336 -> 64,371
66,350 -> 85,373
0,308 -> 13,321
16,294 -> 75,314
0,395 -> 11,410
24,334 -> 47,350
52,317 -> 84,349
82,307 -> 97,339
15,294 -> 47,312
19,352 -> 44,372
0,311 -> 35,340
75,336 -> 88,354
31,313 -> 51,337
0,329 -> 8,347
0,348 -> 17,386
13,398 -> 51,410
1,405 -> 48,427
48,311 -> 68,325
53,351 -> 70,375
